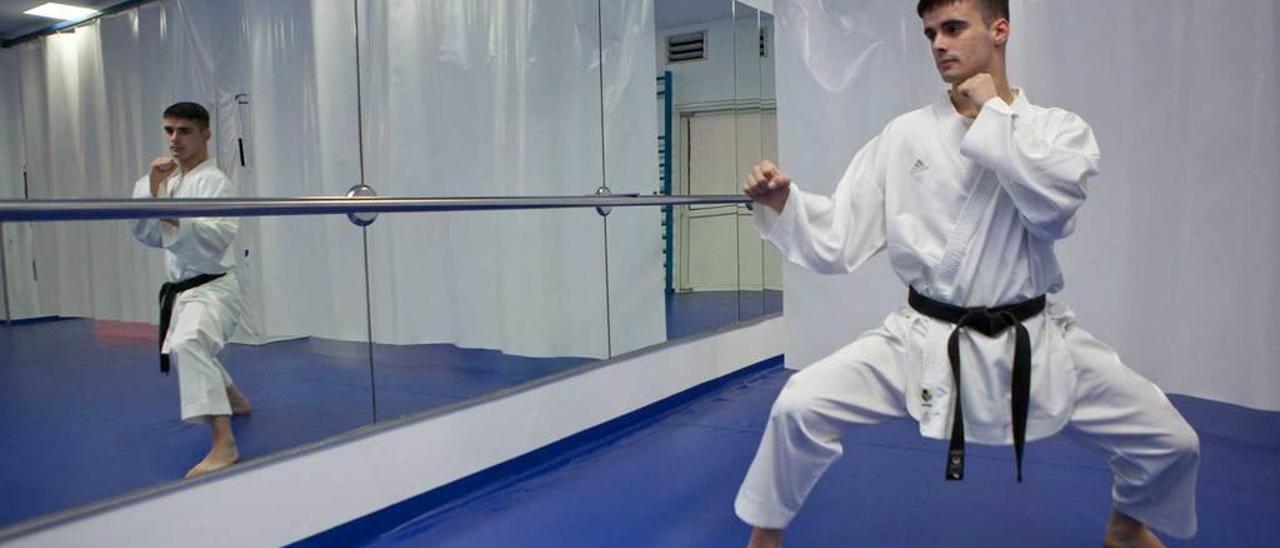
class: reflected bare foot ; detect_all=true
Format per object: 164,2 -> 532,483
1104,510 -> 1165,548
747,527 -> 783,548
185,439 -> 239,479
226,385 -> 252,415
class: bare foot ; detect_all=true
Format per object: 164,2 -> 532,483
226,385 -> 252,415
1104,510 -> 1165,548
184,440 -> 239,479
747,527 -> 783,548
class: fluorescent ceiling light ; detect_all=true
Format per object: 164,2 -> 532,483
23,2 -> 99,22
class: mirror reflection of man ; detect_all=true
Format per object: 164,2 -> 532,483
131,101 -> 251,479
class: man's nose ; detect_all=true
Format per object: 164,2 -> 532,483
932,36 -> 949,54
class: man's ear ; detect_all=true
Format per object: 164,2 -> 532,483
992,18 -> 1010,47
202,127 -> 212,140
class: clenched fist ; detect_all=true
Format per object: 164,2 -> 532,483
149,156 -> 177,197
951,73 -> 999,117
743,160 -> 791,214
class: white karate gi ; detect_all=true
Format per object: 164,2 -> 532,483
735,90 -> 1199,538
131,159 -> 245,423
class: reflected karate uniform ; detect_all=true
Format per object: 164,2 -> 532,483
131,159 -> 246,422
734,90 -> 1200,539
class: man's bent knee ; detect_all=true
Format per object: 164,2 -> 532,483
167,336 -> 221,376
1166,421 -> 1200,464
768,375 -> 836,437
168,327 -> 218,359
770,387 -> 815,425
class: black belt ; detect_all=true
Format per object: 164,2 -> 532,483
157,272 -> 226,374
908,286 -> 1045,482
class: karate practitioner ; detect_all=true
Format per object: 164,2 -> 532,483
131,102 -> 251,479
736,1 -> 1198,546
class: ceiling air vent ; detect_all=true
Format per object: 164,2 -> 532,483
667,31 -> 706,63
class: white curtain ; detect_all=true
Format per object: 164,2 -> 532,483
359,0 -> 662,358
0,47 -> 21,200
0,47 -> 29,318
775,0 -> 1280,410
360,0 -> 607,358
222,0 -> 368,343
601,0 -> 666,356
5,0 -> 666,360
12,3 -> 216,323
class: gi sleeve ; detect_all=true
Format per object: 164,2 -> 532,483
752,134 -> 887,275
960,99 -> 1101,241
157,173 -> 238,265
130,175 -> 165,248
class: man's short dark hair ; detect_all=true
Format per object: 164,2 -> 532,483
917,0 -> 1009,24
163,102 -> 210,129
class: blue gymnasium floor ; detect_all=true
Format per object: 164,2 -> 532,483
336,364 -> 1280,548
0,290 -> 780,530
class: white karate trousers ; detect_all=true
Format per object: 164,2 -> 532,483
163,274 -> 244,423
735,303 -> 1200,539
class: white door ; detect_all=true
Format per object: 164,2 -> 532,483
676,109 -> 780,292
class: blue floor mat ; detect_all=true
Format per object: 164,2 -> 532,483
357,366 -> 1280,548
0,290 -> 779,530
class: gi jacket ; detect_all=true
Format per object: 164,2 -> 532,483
755,89 -> 1102,443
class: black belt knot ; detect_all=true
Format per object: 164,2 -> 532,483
157,272 -> 225,374
908,287 -> 1045,483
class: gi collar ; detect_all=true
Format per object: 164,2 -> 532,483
178,157 -> 214,177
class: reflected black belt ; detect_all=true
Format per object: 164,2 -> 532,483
157,272 -> 225,374
907,286 -> 1045,482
